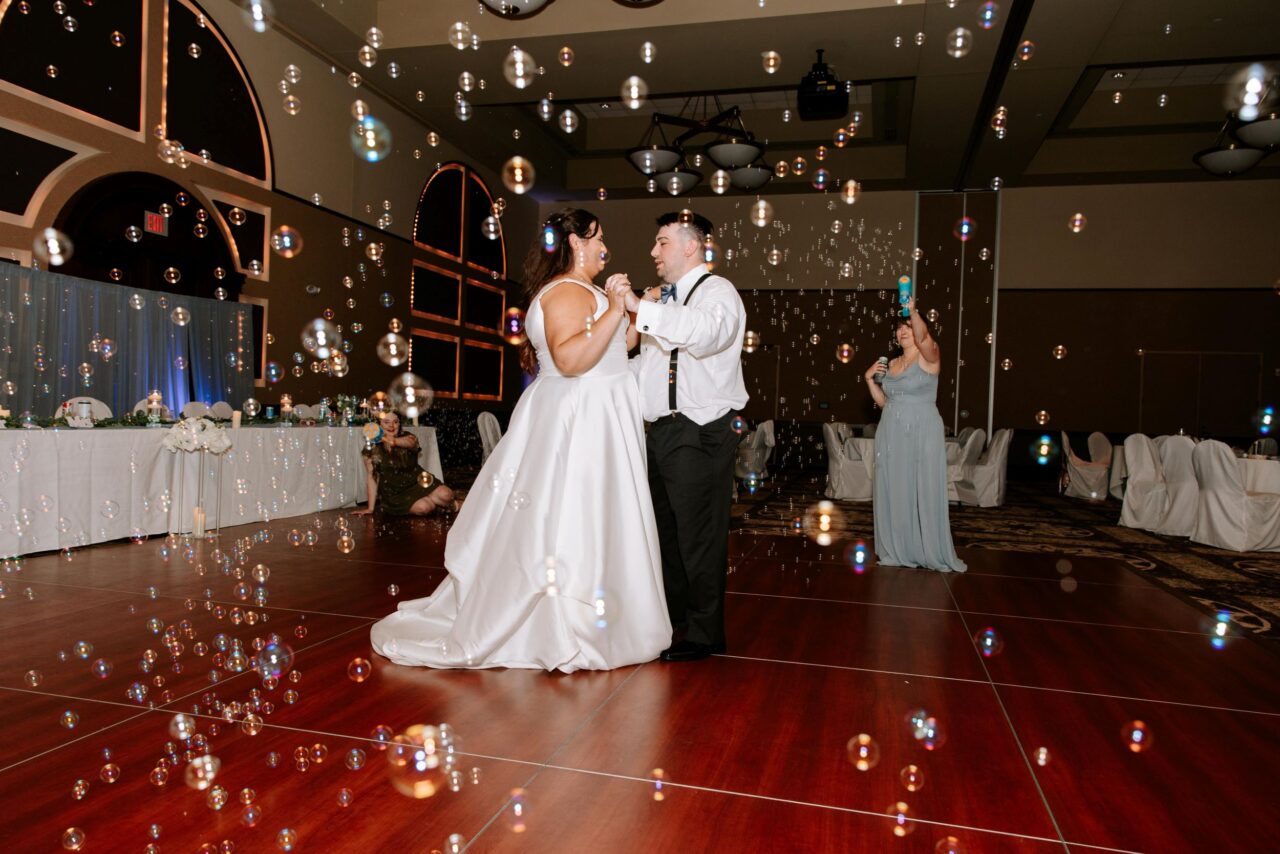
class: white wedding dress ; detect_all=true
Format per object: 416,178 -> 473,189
370,278 -> 671,672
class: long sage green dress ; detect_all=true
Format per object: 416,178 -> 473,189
872,361 -> 967,572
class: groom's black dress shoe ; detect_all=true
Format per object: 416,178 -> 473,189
660,640 -> 726,662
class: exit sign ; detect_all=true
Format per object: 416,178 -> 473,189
143,211 -> 169,236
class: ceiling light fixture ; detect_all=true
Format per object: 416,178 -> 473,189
1193,116 -> 1267,178
625,95 -> 770,195
1232,110 -> 1280,150
479,0 -> 554,16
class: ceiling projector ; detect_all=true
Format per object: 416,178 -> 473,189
797,50 -> 849,121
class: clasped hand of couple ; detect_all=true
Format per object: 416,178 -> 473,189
602,274 -> 662,315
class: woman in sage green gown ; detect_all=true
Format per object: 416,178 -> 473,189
863,299 -> 966,572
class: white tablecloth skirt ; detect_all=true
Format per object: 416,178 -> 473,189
0,425 -> 442,556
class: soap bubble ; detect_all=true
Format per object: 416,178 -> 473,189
945,27 -> 973,58
348,658 -> 372,681
61,828 -> 86,850
1052,344 -> 1067,359
1068,212 -> 1087,233
886,802 -> 915,836
184,755 -> 221,790
621,75 -> 648,109
256,642 -> 293,680
840,180 -> 861,204
749,199 -> 773,227
376,333 -> 408,366
501,156 -> 535,194
973,626 -> 1004,657
33,228 -> 73,266
170,306 -> 190,326
301,318 -> 342,359
388,372 -> 433,418
503,46 -> 537,89
481,215 -> 501,240
558,109 -> 579,133
802,500 -> 844,546
1033,746 -> 1050,766
846,733 -> 879,770
953,217 -> 975,241
387,724 -> 446,798
448,21 -> 471,50
1123,720 -> 1153,753
900,764 -> 924,791
1017,39 -> 1035,61
761,50 -> 781,74
351,116 -> 392,163
504,308 -> 527,345
977,1 -> 998,29
270,225 -> 303,258
1035,410 -> 1050,426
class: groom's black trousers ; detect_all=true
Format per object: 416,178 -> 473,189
646,410 -> 739,647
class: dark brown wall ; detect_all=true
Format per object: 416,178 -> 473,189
992,288 -> 1279,438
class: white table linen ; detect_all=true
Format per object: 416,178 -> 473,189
0,425 -> 442,556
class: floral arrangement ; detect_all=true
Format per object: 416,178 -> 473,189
162,416 -> 233,454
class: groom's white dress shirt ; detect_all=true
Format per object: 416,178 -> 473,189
632,264 -> 748,425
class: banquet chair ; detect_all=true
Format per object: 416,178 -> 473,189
62,396 -> 112,420
833,422 -> 853,444
1061,431 -> 1111,500
209,401 -> 234,420
181,401 -> 210,419
956,428 -> 1012,507
947,428 -> 986,502
1119,434 -> 1167,531
822,422 -> 872,501
734,419 -> 775,479
1154,435 -> 1198,537
1191,439 -> 1280,552
477,412 -> 503,463
131,399 -> 172,420
862,422 -> 878,439
956,426 -> 976,446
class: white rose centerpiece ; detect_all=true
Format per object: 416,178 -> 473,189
163,416 -> 233,454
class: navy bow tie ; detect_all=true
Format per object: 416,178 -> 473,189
660,284 -> 677,303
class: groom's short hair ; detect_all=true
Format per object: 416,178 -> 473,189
656,211 -> 714,245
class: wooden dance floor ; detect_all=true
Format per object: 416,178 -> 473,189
2,511 -> 1277,851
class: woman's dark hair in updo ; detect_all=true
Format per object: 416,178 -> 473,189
517,208 -> 600,374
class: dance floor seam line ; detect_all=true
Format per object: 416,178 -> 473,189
725,591 -> 1219,638
0,689 -> 150,775
714,653 -> 1280,716
4,578 -> 383,623
533,763 -> 1140,853
463,664 -> 649,849
946,580 -> 1071,848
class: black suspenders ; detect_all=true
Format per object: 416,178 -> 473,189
667,272 -> 715,412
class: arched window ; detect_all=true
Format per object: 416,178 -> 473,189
410,163 -> 510,402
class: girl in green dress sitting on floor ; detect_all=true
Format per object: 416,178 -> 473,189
354,412 -> 455,517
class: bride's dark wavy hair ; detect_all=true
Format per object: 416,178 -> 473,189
517,208 -> 600,375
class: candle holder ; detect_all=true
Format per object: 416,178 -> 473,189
146,390 -> 165,428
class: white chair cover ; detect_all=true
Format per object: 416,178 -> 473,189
209,401 -> 234,420
833,423 -> 853,444
734,419 -> 776,479
62,396 -> 113,419
956,426 -> 976,446
862,422 -> 878,439
1061,431 -> 1110,500
956,428 -> 1012,507
1087,431 -> 1112,466
822,422 -> 872,501
1154,435 -> 1197,537
947,428 -> 986,501
1192,440 -> 1280,552
1250,437 -> 1278,456
181,401 -> 210,419
1119,434 -> 1167,531
477,411 -> 503,463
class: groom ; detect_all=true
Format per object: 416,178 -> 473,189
621,212 -> 747,662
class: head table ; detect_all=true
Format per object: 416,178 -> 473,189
0,424 -> 442,557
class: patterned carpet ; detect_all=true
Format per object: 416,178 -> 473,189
730,470 -> 1280,641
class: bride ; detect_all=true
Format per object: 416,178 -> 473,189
370,209 -> 671,672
